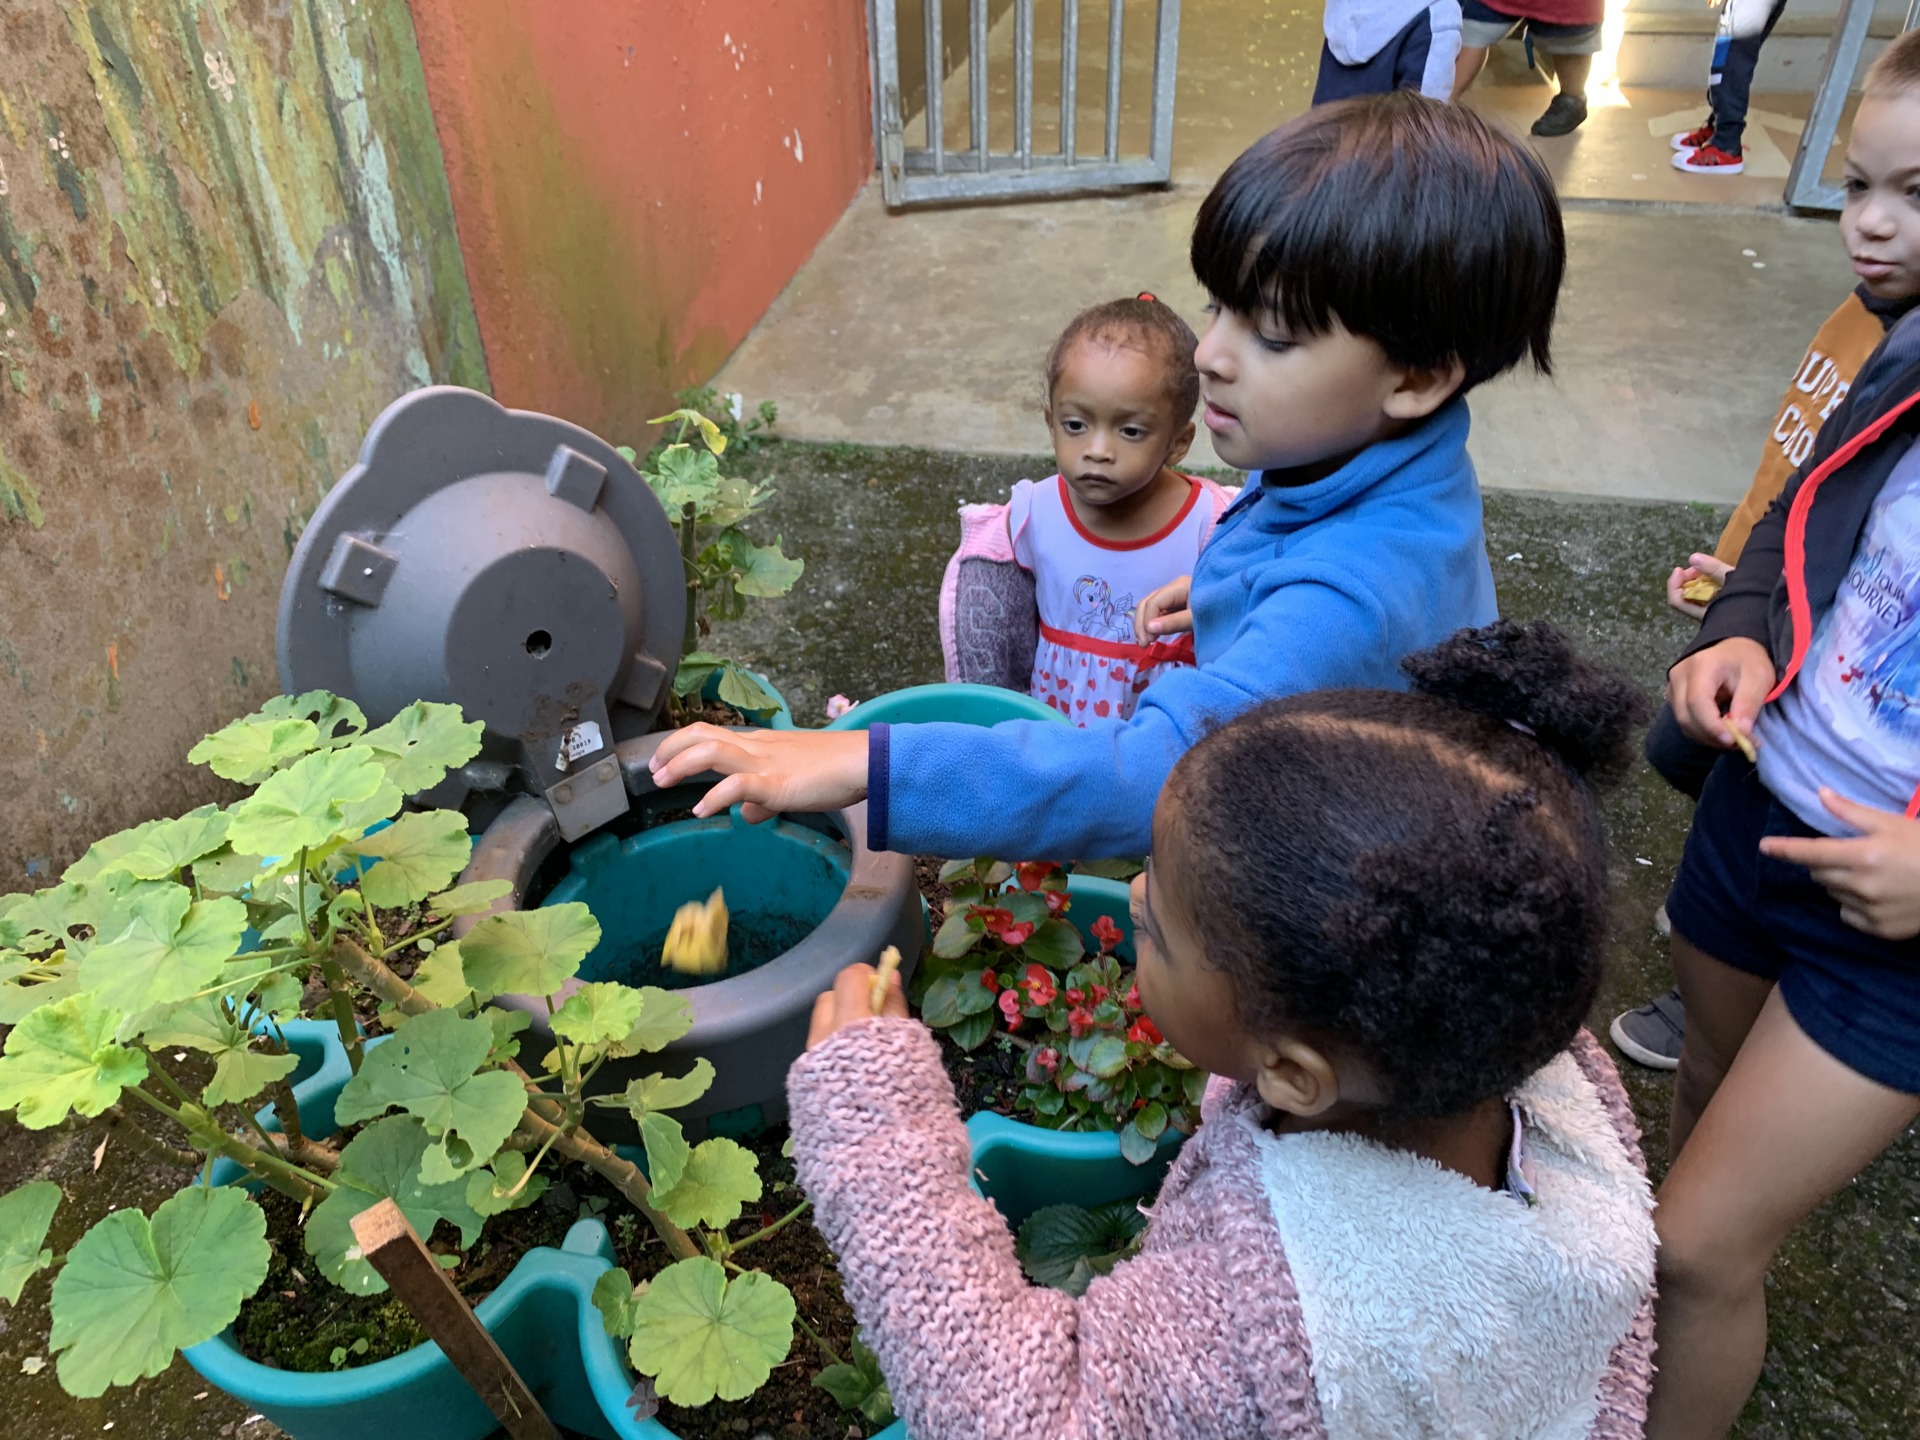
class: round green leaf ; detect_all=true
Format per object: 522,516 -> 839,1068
592,1266 -> 642,1339
930,911 -> 983,961
651,1137 -> 762,1230
458,905 -> 600,1000
1020,918 -> 1085,971
306,1116 -> 485,1294
258,690 -> 367,745
0,1181 -> 62,1304
1014,1201 -> 1147,1296
346,810 -> 472,909
424,879 -> 514,918
596,1058 -> 716,1122
78,897 -> 247,1022
70,807 -> 232,885
408,941 -> 474,1010
464,1149 -> 548,1219
359,702 -> 485,795
189,715 -> 321,784
639,1112 -> 692,1195
550,982 -> 647,1047
627,1257 -> 795,1406
953,970 -> 997,1018
140,997 -> 299,1108
226,746 -> 388,858
48,1186 -> 269,1396
722,533 -> 803,598
333,1009 -> 526,1182
606,986 -> 695,1057
0,994 -> 146,1128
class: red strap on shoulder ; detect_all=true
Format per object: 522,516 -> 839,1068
1765,386 -> 1920,704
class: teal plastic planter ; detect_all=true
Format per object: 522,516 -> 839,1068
824,681 -> 1067,731
183,1023 -> 664,1440
702,665 -> 794,730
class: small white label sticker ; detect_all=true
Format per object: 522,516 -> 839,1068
556,720 -> 604,770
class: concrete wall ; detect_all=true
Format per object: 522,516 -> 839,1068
0,0 -> 486,883
406,0 -> 874,447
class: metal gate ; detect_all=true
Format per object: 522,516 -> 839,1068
1786,0 -> 1919,210
868,0 -> 1181,208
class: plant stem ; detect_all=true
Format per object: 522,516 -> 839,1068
124,1086 -> 332,1203
330,936 -> 702,1261
721,1196 -> 811,1260
318,957 -> 364,1075
95,1105 -> 202,1169
267,1075 -> 306,1150
679,500 -> 700,657
792,1312 -> 841,1367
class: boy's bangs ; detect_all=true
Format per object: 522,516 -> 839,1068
1188,95 -> 1564,389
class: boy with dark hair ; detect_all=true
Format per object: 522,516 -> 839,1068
650,94 -> 1565,868
1613,28 -> 1920,1071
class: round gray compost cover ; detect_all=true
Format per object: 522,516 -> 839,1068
277,387 -> 687,841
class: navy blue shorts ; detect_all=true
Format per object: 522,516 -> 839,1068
1666,755 -> 1920,1094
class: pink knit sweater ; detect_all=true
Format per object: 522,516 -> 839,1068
788,1022 -> 1654,1440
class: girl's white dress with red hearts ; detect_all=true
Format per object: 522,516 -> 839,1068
1009,474 -> 1223,723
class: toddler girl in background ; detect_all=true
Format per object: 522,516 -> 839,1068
940,294 -> 1238,723
794,622 -> 1659,1440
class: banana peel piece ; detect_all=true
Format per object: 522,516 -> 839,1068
662,888 -> 728,976
1680,574 -> 1723,605
869,945 -> 902,1015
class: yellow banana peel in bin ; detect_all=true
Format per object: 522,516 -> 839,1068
662,888 -> 729,976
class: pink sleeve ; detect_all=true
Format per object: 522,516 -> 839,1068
787,1019 -> 1302,1440
1568,1029 -> 1657,1440
939,500 -> 1020,683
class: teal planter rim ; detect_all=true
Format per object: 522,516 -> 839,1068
180,1019 -> 667,1440
703,666 -> 793,730
824,681 -> 1069,731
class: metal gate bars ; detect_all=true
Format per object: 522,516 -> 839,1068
868,0 -> 1181,208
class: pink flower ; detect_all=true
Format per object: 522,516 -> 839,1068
824,694 -> 857,720
970,905 -> 1014,933
1044,889 -> 1068,916
1124,983 -> 1142,1011
1068,1006 -> 1096,1038
980,969 -> 1001,993
998,920 -> 1036,946
1128,1016 -> 1164,1046
1091,915 -> 1124,953
1035,1047 -> 1060,1072
1015,861 -> 1059,892
1021,964 -> 1057,1007
1065,988 -> 1085,1006
998,988 -> 1024,1029
1089,984 -> 1109,1006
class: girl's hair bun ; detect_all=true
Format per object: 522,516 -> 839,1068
1400,620 -> 1650,785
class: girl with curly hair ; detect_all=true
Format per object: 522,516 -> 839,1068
789,622 -> 1659,1439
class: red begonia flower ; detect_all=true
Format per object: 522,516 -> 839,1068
998,987 -> 1023,1029
1022,964 -> 1057,1007
1091,915 -> 1124,953
1127,1016 -> 1164,1046
1124,983 -> 1142,1011
980,969 -> 1001,993
1015,861 -> 1059,892
1068,1005 -> 1096,1038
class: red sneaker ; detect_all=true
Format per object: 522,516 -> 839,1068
1670,118 -> 1715,152
1672,143 -> 1745,175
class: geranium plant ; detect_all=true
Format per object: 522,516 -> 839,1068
917,859 -> 1204,1163
618,406 -> 802,720
0,692 -> 798,1407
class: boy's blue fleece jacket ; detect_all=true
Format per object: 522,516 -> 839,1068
867,399 -> 1499,858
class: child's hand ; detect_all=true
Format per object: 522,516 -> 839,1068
1668,637 -> 1775,750
1760,789 -> 1920,939
807,962 -> 909,1049
1134,575 -> 1193,644
1665,553 -> 1733,620
648,726 -> 868,822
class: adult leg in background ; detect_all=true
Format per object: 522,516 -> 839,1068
1648,979 -> 1920,1439
1707,0 -> 1791,155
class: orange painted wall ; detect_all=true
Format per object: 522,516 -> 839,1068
407,0 -> 872,444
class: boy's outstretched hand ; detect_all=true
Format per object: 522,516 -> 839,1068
807,963 -> 910,1049
1761,789 -> 1920,940
1669,637 -> 1776,750
648,725 -> 868,823
1134,575 -> 1193,644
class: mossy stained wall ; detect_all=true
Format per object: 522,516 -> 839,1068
406,0 -> 873,447
0,0 -> 485,882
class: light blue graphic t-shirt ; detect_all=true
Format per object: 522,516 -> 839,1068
1756,444 -> 1920,834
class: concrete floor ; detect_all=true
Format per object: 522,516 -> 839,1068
717,3 -> 1860,503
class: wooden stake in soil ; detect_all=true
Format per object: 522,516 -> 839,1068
348,1199 -> 561,1440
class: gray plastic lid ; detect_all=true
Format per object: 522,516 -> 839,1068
277,387 -> 686,841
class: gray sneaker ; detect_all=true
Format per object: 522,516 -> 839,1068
1610,989 -> 1685,1070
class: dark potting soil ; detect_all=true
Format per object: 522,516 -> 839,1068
233,1127 -> 877,1439
597,910 -> 821,991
